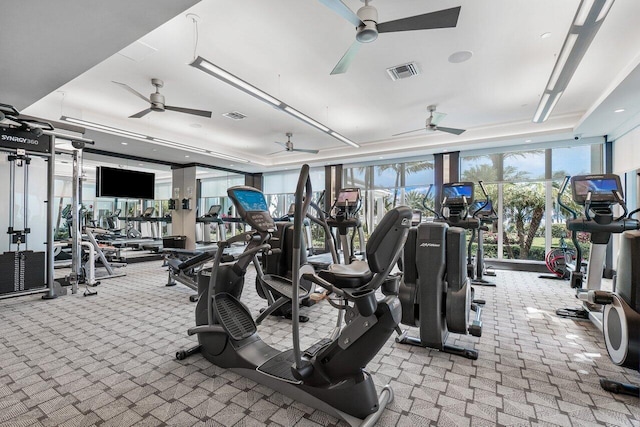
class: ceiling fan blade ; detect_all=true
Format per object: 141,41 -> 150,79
268,149 -> 286,156
165,105 -> 212,118
331,40 -> 362,75
377,6 -> 461,33
129,108 -> 153,118
274,141 -> 288,148
292,148 -> 320,154
436,126 -> 466,135
317,0 -> 363,27
392,128 -> 425,137
112,81 -> 151,103
431,112 -> 447,126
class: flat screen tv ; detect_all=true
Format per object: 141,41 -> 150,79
96,166 -> 155,200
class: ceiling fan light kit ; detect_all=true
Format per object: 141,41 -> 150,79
189,56 -> 359,148
533,0 -> 614,123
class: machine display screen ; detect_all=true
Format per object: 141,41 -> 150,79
470,200 -> 493,214
232,189 -> 268,212
572,174 -> 622,203
337,189 -> 360,203
442,183 -> 474,203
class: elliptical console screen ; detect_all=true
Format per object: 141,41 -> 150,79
442,182 -> 474,204
470,200 -> 493,214
337,188 -> 360,204
227,186 -> 274,232
571,174 -> 622,204
231,189 -> 268,212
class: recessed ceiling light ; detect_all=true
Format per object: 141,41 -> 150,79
540,32 -> 552,39
152,148 -> 157,152
614,108 -> 625,113
229,164 -> 234,167
525,139 -> 532,143
448,50 -> 473,64
121,142 -> 128,145
185,155 -> 190,158
190,123 -> 202,128
138,163 -> 143,166
378,156 -> 383,159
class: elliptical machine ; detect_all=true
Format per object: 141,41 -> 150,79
469,198 -> 498,282
325,188 -> 366,264
555,174 -> 640,326
439,181 -> 496,287
395,184 -> 484,360
555,173 -> 640,396
176,164 -> 412,426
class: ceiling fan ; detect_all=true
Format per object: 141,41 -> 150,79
393,105 -> 466,136
112,78 -> 212,119
270,133 -> 319,155
319,0 -> 461,74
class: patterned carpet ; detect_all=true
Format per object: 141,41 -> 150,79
0,260 -> 638,426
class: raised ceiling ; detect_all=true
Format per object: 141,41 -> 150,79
5,0 -> 640,172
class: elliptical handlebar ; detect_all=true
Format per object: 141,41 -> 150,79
557,176 -> 577,220
472,180 -> 490,218
422,184 -> 440,219
291,164 -> 312,371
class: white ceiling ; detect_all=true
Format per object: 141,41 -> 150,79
7,0 -> 640,173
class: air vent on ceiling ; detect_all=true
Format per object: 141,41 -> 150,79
222,111 -> 247,120
386,62 -> 420,81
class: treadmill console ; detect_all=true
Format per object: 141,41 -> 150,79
571,174 -> 622,205
442,182 -> 474,206
142,207 -> 155,217
227,186 -> 275,232
206,205 -> 221,217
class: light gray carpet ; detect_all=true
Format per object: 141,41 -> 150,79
0,261 -> 638,426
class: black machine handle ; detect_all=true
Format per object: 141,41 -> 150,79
422,184 -> 440,219
472,180 -> 490,218
291,164 -> 313,371
557,175 -> 582,268
557,176 -> 577,220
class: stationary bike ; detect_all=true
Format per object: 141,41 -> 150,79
395,183 -> 484,360
176,164 -> 412,426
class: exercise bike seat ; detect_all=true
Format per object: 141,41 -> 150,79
318,260 -> 372,289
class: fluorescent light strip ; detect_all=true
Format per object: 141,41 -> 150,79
533,0 -> 613,123
190,56 -> 360,148
596,0 -> 614,21
533,93 -> 551,123
150,138 -> 249,163
60,116 -> 250,163
574,0 -> 596,26
546,33 -> 578,91
330,131 -> 359,148
61,116 -> 146,139
283,106 -> 330,132
191,57 -> 282,106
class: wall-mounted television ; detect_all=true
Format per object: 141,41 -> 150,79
96,166 -> 155,200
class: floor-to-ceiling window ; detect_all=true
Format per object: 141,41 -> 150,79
343,157 -> 435,234
460,140 -> 604,261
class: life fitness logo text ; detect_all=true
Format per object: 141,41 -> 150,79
1,134 -> 39,145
